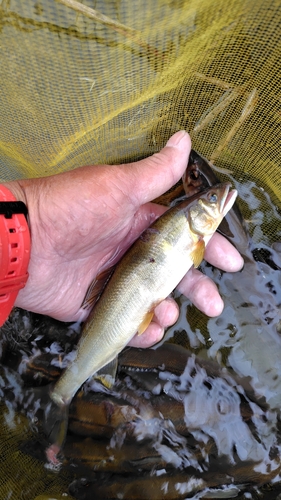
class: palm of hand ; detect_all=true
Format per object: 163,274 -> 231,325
19,164 -> 164,324
10,132 -> 243,348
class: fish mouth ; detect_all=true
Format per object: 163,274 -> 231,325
220,183 -> 238,215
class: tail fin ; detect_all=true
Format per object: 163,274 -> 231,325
24,384 -> 70,465
43,397 -> 69,465
43,397 -> 69,448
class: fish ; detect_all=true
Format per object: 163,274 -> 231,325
43,182 -> 237,455
63,343 -> 279,497
6,336 -> 280,497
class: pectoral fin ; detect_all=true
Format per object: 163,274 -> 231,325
95,357 -> 118,389
190,239 -> 205,268
137,310 -> 154,335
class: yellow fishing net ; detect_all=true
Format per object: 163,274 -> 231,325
1,0 -> 280,204
0,0 -> 281,498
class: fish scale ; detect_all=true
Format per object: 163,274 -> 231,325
52,208 -> 196,406
45,182 -> 237,457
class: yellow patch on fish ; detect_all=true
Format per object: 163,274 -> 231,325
190,239 -> 205,268
137,310 -> 155,335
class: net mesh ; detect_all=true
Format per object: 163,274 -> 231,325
0,400 -> 73,499
0,0 -> 281,497
1,1 -> 280,205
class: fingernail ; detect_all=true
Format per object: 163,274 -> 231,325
166,130 -> 188,148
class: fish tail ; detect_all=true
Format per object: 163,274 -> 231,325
42,396 -> 69,464
44,397 -> 69,445
25,384 -> 69,465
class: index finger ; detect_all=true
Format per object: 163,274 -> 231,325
204,232 -> 244,272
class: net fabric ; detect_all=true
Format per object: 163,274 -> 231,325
0,400 -> 73,499
0,0 -> 281,498
0,1 -> 280,206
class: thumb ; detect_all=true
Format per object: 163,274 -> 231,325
123,130 -> 191,206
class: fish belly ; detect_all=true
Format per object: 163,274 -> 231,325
51,226 -> 194,405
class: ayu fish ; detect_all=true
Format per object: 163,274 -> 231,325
44,183 -> 237,453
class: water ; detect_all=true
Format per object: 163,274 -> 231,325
1,175 -> 281,499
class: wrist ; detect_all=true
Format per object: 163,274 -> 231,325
0,183 -> 31,326
1,180 -> 28,206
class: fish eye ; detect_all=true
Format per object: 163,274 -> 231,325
190,168 -> 199,181
208,192 -> 218,203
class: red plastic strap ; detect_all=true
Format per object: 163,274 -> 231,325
0,185 -> 30,326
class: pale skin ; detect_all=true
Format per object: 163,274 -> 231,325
4,131 -> 243,348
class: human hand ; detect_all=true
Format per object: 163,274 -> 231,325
4,131 -> 243,347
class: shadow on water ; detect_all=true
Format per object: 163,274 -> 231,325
1,168 -> 281,499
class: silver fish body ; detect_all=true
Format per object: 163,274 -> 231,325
50,183 -> 237,408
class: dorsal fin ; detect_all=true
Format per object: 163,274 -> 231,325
81,265 -> 116,311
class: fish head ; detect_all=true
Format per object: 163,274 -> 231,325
183,151 -> 248,248
188,183 -> 237,237
183,150 -> 220,197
